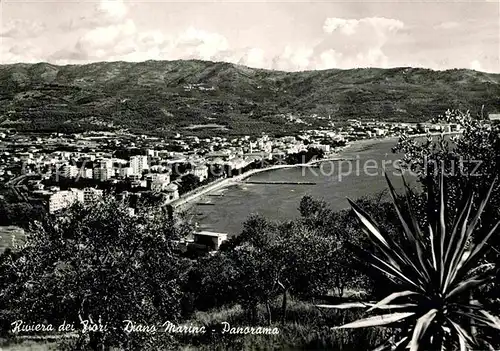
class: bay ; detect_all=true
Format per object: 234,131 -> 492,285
188,137 -> 419,236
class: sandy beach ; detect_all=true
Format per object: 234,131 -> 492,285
170,131 -> 463,211
171,145 -> 370,210
170,162 -> 327,210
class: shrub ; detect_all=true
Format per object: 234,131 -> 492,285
321,172 -> 500,350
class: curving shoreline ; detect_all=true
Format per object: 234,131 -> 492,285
170,154 -> 357,210
170,131 -> 463,210
170,162 -> 328,210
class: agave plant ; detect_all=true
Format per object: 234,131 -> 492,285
320,171 -> 500,351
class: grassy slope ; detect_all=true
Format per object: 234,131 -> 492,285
2,298 -> 387,351
1,60 -> 500,135
177,297 -> 386,351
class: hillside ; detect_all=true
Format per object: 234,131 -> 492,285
0,60 -> 499,135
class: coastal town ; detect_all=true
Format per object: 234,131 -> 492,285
3,0 -> 500,348
0,118 -> 466,229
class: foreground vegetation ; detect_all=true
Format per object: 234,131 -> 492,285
1,298 -> 389,351
326,172 -> 500,350
0,189 -> 397,350
1,109 -> 500,350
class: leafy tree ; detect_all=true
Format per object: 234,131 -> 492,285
286,148 -> 325,165
179,174 -> 201,194
185,253 -> 241,313
192,216 -> 281,324
218,215 -> 343,323
272,221 -> 340,315
298,193 -> 401,298
393,109 -> 500,227
0,199 -> 46,229
1,198 -> 192,350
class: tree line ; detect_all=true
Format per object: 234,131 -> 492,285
1,109 -> 500,350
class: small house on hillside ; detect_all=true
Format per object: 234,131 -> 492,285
488,114 -> 500,123
191,231 -> 228,251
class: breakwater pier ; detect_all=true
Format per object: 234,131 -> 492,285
245,181 -> 317,185
166,156 -> 353,217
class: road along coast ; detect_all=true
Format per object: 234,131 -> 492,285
169,131 -> 462,212
169,155 -> 350,211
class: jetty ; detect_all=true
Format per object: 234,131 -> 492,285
245,181 -> 317,185
311,157 -> 356,164
167,157 -> 344,217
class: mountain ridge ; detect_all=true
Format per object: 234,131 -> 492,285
1,60 -> 499,135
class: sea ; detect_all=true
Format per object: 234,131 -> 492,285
188,137 -> 421,236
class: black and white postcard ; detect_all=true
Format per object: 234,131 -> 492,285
1,1 -> 500,350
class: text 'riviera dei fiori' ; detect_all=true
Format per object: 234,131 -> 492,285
11,319 -> 107,334
11,320 -> 280,335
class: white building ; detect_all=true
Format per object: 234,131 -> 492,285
150,165 -> 168,173
488,113 -> 500,122
130,155 -> 149,175
83,187 -> 103,204
61,165 -> 79,178
147,149 -> 159,157
118,167 -> 134,178
98,159 -> 113,169
281,136 -> 296,143
157,173 -> 170,182
93,167 -> 114,181
145,173 -> 170,183
151,180 -> 170,192
309,144 -> 331,153
192,231 -> 228,251
165,183 -> 179,201
48,189 -> 83,214
263,142 -> 273,153
191,164 -> 208,182
284,145 -> 300,154
79,168 -> 94,179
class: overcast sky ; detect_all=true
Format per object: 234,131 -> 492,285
1,0 -> 499,72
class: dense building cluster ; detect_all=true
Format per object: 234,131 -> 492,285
0,119 -> 466,215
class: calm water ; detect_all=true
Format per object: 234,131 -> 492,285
189,138 -> 418,235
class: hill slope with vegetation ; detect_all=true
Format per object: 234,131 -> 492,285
1,60 -> 500,134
